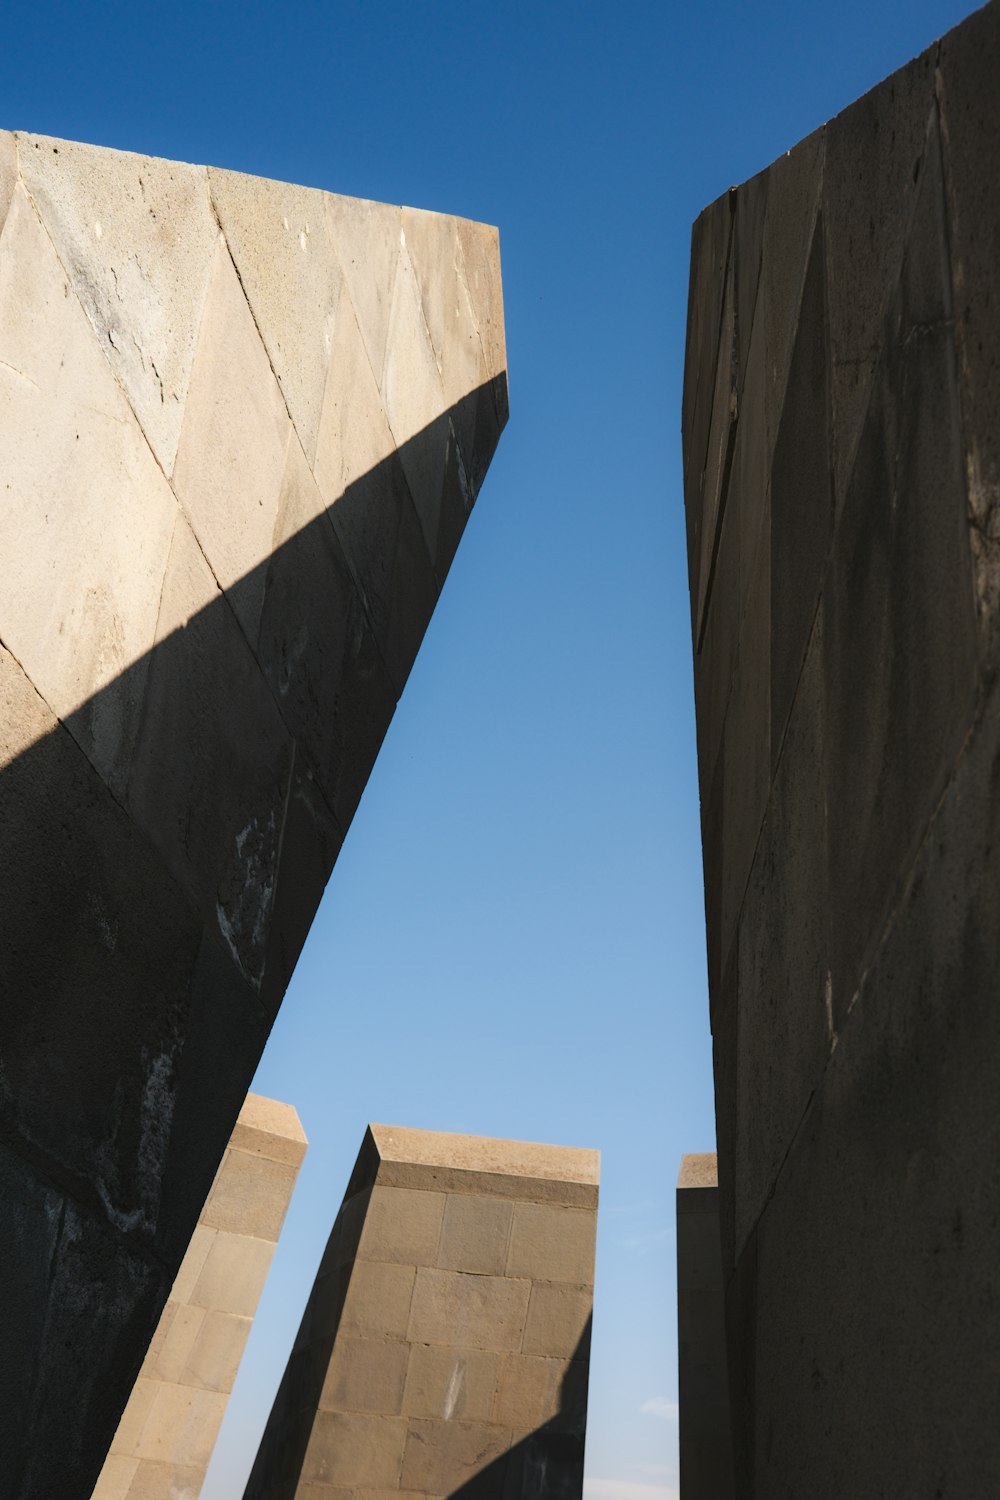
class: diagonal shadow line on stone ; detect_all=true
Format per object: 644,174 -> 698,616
0,372 -> 507,1500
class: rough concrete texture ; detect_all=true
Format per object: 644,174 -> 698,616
0,130 -> 507,1500
244,1124 -> 598,1499
676,1156 -> 733,1500
681,3 -> 1000,1493
90,1094 -> 307,1500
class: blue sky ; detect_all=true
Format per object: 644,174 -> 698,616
4,0 -> 979,1493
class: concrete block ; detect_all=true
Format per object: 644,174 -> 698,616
16,132 -> 217,474
182,1310 -> 252,1394
191,1229 -> 275,1319
132,1383 -> 228,1469
437,1193 -> 513,1274
300,1410 -> 407,1488
341,1261 -> 416,1339
202,1147 -> 301,1242
407,1268 -> 529,1351
401,1345 -> 499,1423
359,1185 -> 446,1264
319,1336 -> 409,1415
400,1419 -> 511,1493
230,1095 -> 309,1169
505,1203 -> 596,1286
244,1126 -> 595,1499
522,1283 -> 592,1359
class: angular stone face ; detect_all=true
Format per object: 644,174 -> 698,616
0,130 -> 506,1500
681,5 -> 1000,1496
244,1125 -> 598,1500
90,1094 -> 307,1500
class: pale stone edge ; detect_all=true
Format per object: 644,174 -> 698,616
370,1123 -> 600,1186
677,1152 -> 718,1191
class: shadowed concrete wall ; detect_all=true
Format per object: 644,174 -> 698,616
681,3 -> 1000,1494
0,132 -> 506,1500
244,1124 -> 598,1499
676,1155 -> 733,1500
92,1094 -> 306,1500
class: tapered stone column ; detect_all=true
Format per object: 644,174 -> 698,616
244,1124 -> 598,1499
91,1094 -> 306,1500
0,131 -> 506,1498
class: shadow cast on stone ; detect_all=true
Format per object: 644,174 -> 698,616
0,373 -> 506,1500
450,1319 -> 593,1500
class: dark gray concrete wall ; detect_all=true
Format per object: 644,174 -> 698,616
676,1156 -> 733,1500
681,4 -> 1000,1494
0,134 -> 506,1500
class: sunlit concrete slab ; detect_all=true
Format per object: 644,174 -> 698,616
0,130 -> 506,1498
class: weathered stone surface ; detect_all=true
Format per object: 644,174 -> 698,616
243,1126 -> 597,1499
209,167 -> 342,465
17,132 -> 217,474
0,181 -> 176,799
681,6 -> 1000,1496
91,1093 -> 306,1500
0,130 -> 506,1500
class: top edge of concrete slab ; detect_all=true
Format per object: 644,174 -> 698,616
369,1123 -> 601,1185
238,1093 -> 307,1144
677,1153 -> 718,1191
8,128 -> 501,236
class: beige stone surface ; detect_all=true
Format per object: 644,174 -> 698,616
202,1149 -> 301,1242
492,1354 -> 573,1429
171,236 -> 292,647
400,1418 -> 512,1491
90,1456 -> 140,1500
326,194 -> 401,388
300,1410 -> 407,1488
319,1336 -> 409,1415
340,1260 -> 416,1339
437,1193 -> 513,1275
132,1383 -> 228,1468
505,1202 -> 597,1285
522,1281 -> 593,1359
401,1346 -> 499,1423
191,1226 -> 276,1318
370,1124 -> 599,1187
244,1124 -> 594,1500
0,130 -> 15,228
0,180 -> 178,797
209,168 -> 342,464
358,1185 -> 445,1264
677,1152 -> 718,1190
407,1266 -> 530,1351
17,131 -> 218,474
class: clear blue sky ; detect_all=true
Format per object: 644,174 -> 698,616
4,1 -> 979,1494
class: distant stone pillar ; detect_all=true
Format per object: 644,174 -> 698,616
244,1123 -> 599,1499
677,1155 -> 734,1500
91,1094 -> 307,1500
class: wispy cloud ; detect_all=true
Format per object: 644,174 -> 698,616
640,1397 -> 679,1422
585,1479 -> 680,1500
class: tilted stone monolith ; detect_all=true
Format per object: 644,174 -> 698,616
676,1155 -> 733,1500
681,2 -> 1000,1492
91,1094 -> 307,1500
244,1124 -> 598,1499
0,132 -> 506,1498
